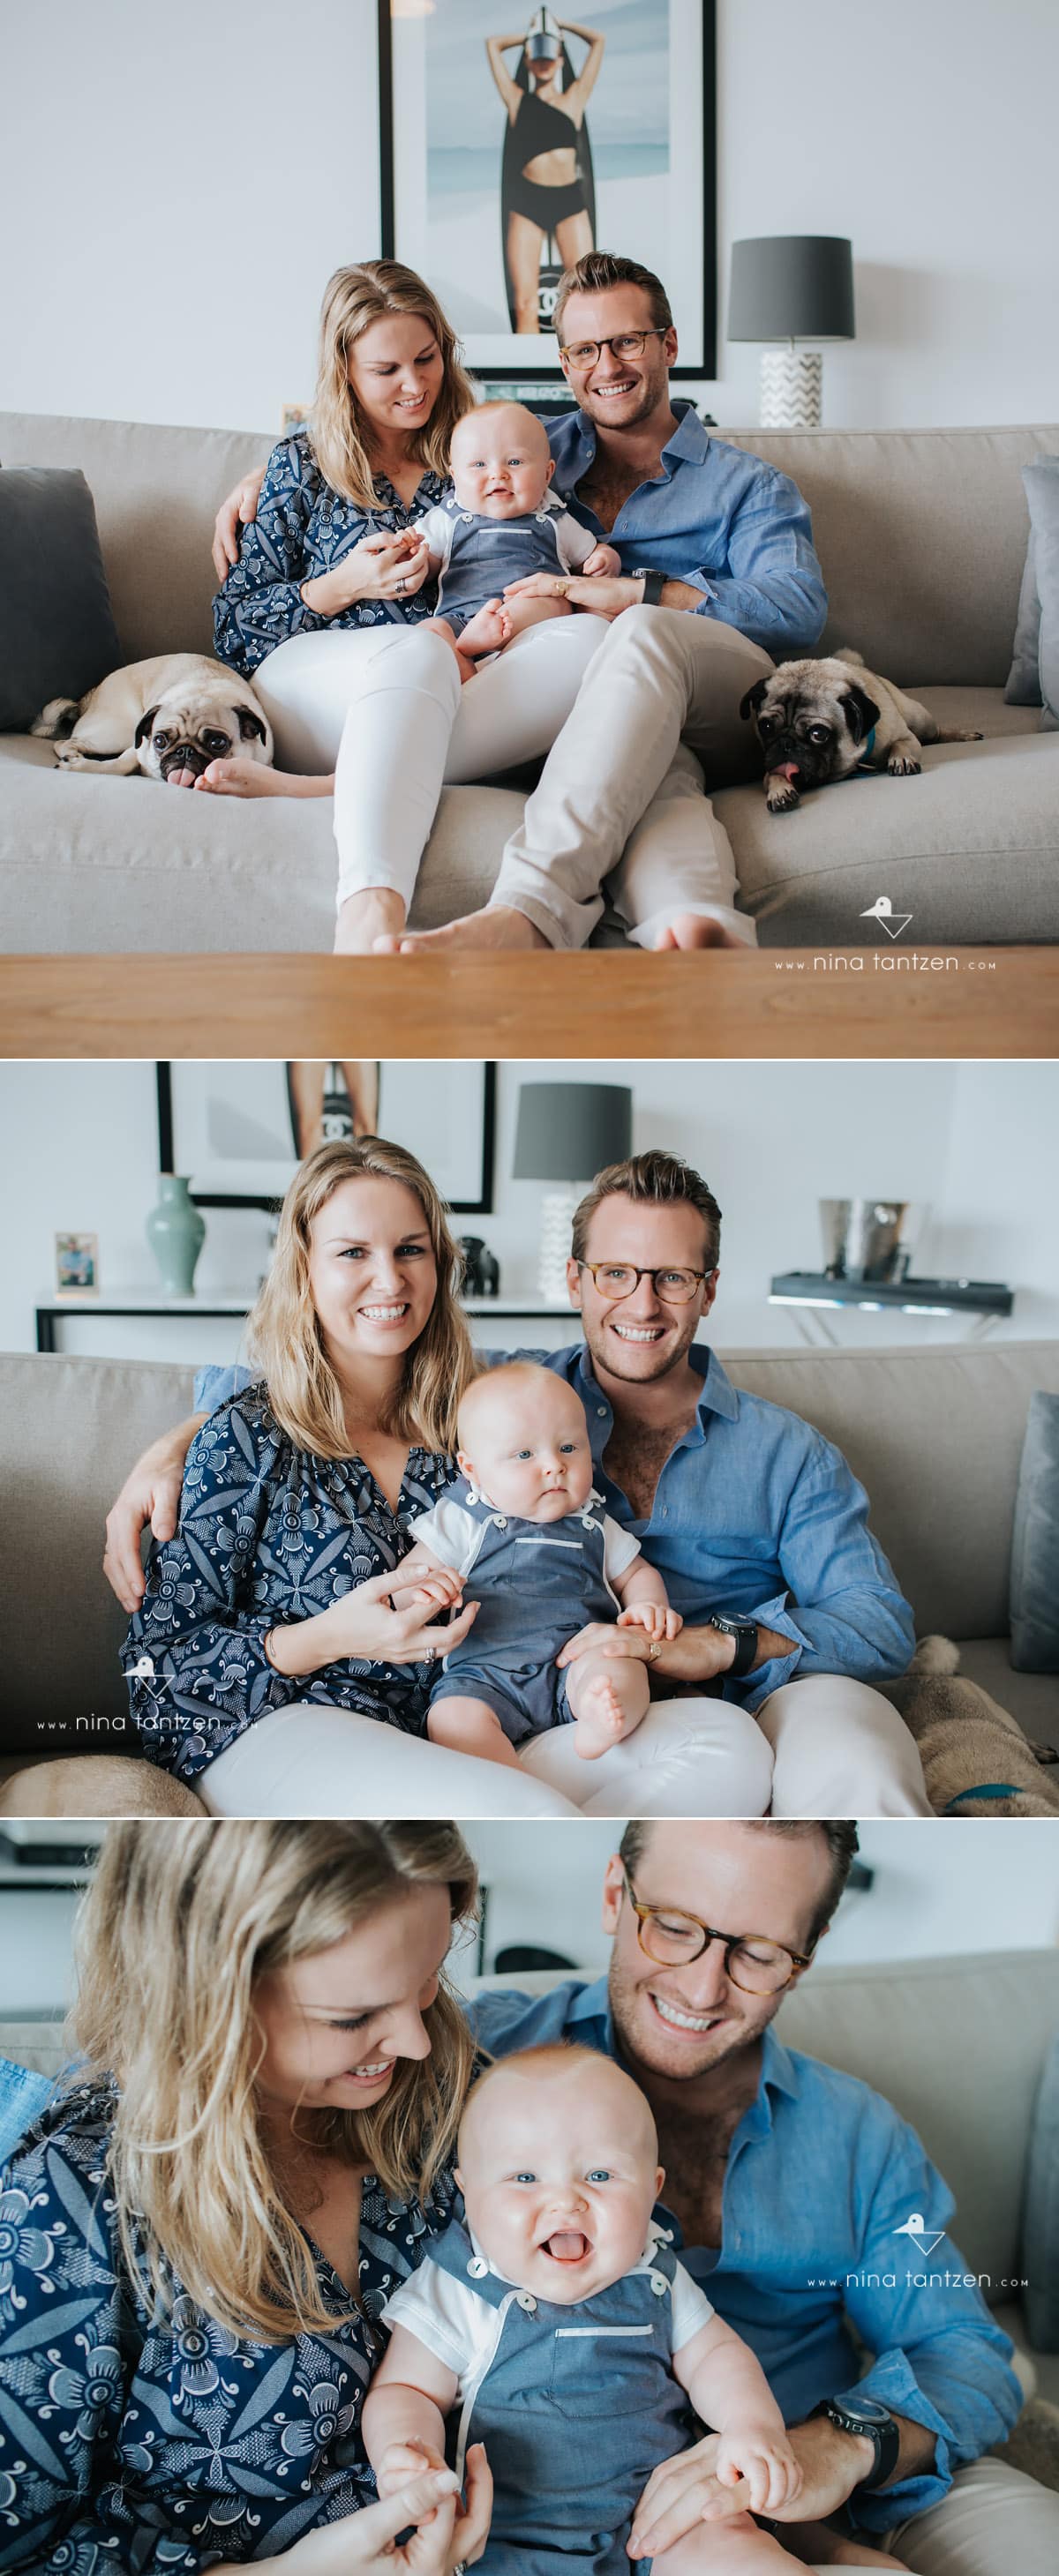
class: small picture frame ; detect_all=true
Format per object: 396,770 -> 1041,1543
281,402 -> 309,436
55,1232 -> 99,1298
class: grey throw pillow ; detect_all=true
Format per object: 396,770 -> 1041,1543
1010,1390 -> 1059,1671
1023,2033 -> 1059,2352
0,464 -> 121,730
1004,454 -> 1059,724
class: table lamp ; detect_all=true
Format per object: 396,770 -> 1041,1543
728,235 -> 855,428
513,1082 -> 633,1303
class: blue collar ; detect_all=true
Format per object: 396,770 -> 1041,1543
573,1341 -> 739,1439
854,723 -> 878,775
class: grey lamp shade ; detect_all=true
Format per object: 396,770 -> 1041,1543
728,236 -> 855,342
513,1082 -> 632,1183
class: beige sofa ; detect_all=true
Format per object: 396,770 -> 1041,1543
2,1341 -> 1057,1776
2,411 -> 1057,951
4,1947 -> 1058,2415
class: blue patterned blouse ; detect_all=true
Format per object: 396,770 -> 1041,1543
0,2079 -> 456,2571
121,1386 -> 456,1785
213,431 -> 447,678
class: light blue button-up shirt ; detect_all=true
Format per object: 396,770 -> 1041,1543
193,1342 -> 913,1714
543,400 -> 828,656
468,1976 -> 1023,2535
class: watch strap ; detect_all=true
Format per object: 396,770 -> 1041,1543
813,2400 -> 901,2491
635,568 -> 666,605
709,1615 -> 759,1678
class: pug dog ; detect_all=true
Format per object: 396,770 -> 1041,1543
33,653 -> 274,786
740,648 -> 981,814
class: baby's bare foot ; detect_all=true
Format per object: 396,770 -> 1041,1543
574,1674 -> 637,1762
195,757 -> 333,800
335,887 -> 408,955
459,599 -> 512,659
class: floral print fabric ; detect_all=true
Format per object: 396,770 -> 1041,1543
0,2082 -> 455,2570
121,1385 -> 456,1784
212,431 -> 447,677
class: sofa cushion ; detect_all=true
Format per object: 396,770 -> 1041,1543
1024,2035 -> 1059,2353
1010,1392 -> 1059,1671
1022,459 -> 1059,730
958,1639 -> 1059,1745
0,467 -> 121,730
718,728 -> 1059,945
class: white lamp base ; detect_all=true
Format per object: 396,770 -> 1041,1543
537,1187 -> 581,1304
760,348 -> 822,430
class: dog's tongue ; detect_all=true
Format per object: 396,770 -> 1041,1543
166,766 -> 199,790
771,761 -> 801,783
545,2231 -> 589,2262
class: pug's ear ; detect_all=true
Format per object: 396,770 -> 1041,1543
840,683 -> 881,745
134,704 -> 161,747
740,678 -> 770,723
237,707 -> 268,745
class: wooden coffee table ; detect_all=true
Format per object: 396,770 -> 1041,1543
2,947 -> 1055,1058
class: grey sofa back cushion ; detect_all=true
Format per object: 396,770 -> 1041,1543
1024,2033 -> 1059,2350
4,1341 -> 1059,1743
0,466 -> 121,728
1010,1390 -> 1059,1671
3,414 -> 1058,689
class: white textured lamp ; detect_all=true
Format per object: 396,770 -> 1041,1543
513,1082 -> 633,1305
728,235 -> 855,429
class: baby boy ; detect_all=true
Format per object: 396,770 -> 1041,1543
363,2048 -> 899,2576
411,401 -> 620,680
400,1362 -> 680,1770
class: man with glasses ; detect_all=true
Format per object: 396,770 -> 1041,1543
472,1819 -> 1045,2574
389,250 -> 827,956
101,1149 -> 927,1816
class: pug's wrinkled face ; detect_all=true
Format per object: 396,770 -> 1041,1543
740,659 -> 881,812
134,686 -> 274,786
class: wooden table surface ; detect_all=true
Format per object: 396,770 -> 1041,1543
3,948 -> 1056,1058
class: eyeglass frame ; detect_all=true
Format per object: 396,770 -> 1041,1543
620,1868 -> 814,1988
559,326 -> 672,371
575,1259 -> 716,1306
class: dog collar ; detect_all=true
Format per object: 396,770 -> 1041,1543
853,723 -> 878,775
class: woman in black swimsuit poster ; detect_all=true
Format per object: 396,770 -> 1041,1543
382,0 -> 714,379
487,12 -> 603,333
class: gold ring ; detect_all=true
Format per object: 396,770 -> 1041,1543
649,1642 -> 662,1660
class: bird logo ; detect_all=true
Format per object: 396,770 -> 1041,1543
893,2212 -> 945,2256
860,895 -> 913,939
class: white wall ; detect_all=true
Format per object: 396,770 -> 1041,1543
4,1 -> 1057,433
4,1820 -> 1055,2017
2,1059 -> 1057,1359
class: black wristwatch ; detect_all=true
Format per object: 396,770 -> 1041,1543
632,566 -> 666,605
708,1613 -> 759,1678
813,2398 -> 902,2492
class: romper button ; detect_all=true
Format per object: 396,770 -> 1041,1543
516,2292 -> 537,2312
597,1407 -> 606,1418
650,2272 -> 669,2296
468,2256 -> 489,2279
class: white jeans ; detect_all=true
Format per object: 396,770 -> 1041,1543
194,1676 -> 928,1820
252,616 -> 609,918
194,1696 -> 770,1821
885,2455 -> 1059,2574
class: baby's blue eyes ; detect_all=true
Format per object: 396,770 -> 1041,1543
514,2170 -> 537,2184
586,2169 -> 612,2183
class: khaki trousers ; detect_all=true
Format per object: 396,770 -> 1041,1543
884,2454 -> 1059,2574
492,603 -> 773,947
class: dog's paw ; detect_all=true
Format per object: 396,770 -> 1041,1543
765,782 -> 800,813
887,751 -> 921,776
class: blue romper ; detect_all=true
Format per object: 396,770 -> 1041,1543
406,1484 -> 638,1745
381,2213 -> 702,2576
417,495 -> 595,635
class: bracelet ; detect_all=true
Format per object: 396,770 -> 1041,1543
262,1627 -> 282,1672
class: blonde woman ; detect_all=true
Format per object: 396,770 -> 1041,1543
120,1136 -> 575,1818
0,1817 -> 492,2572
204,259 -> 608,953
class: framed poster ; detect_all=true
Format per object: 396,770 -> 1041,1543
379,0 -> 716,382
156,1062 -> 496,1214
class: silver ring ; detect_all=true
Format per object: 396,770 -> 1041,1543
395,577 -> 408,595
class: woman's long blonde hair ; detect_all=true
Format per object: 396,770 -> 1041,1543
248,1135 -> 474,1459
311,258 -> 477,510
70,1819 -> 479,2340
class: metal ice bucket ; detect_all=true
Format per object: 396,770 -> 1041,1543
818,1199 -> 928,1281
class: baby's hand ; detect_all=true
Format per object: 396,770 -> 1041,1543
582,543 -> 622,577
617,1603 -> 684,1643
377,2438 -> 449,2497
713,2427 -> 802,2516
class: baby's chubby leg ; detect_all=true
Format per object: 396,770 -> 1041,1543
564,1646 -> 650,1762
426,1692 -> 523,1770
455,593 -> 575,665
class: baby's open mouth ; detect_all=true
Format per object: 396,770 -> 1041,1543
540,2231 -> 590,2263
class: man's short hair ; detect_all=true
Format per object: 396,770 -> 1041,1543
553,252 -> 673,345
619,1821 -> 860,1951
571,1149 -> 722,1272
